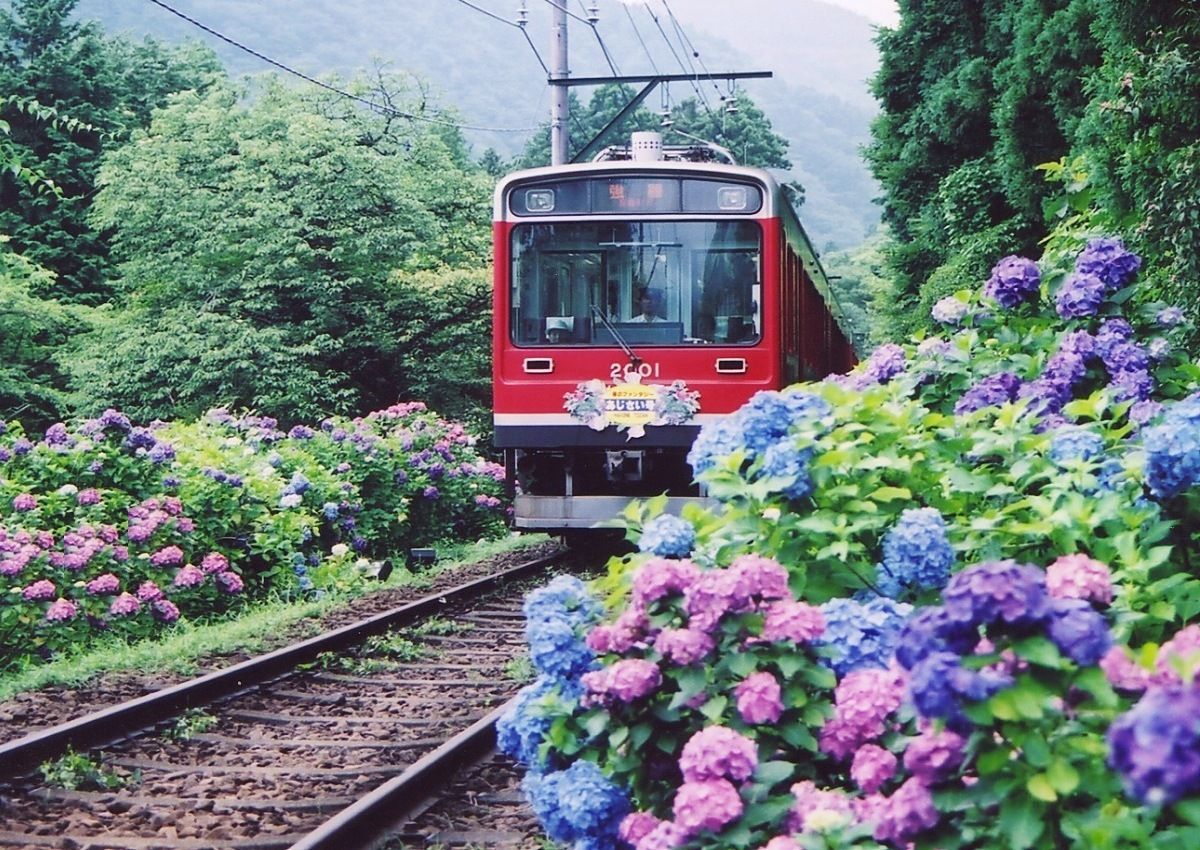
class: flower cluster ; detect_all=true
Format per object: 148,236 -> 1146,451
983,255 -> 1041,309
638,515 -> 696,558
875,508 -> 954,598
817,596 -> 912,675
1142,392 -> 1200,499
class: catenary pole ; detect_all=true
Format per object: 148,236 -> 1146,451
550,0 -> 569,165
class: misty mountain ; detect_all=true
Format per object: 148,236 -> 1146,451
75,0 -> 884,248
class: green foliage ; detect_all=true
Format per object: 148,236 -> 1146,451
39,747 -> 132,791
66,76 -> 493,426
0,240 -> 87,426
0,0 -> 223,303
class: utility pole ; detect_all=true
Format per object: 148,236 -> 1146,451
541,3 -> 770,164
549,0 -> 570,166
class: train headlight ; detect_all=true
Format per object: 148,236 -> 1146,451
525,189 -> 556,212
717,186 -> 749,211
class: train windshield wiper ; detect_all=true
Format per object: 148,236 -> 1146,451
591,305 -> 642,370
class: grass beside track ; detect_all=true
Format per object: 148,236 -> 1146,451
0,534 -> 551,703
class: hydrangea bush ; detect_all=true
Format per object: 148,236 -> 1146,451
503,237 -> 1200,850
0,402 -> 507,671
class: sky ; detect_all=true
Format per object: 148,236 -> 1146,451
822,0 -> 900,27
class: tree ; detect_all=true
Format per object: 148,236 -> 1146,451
66,75 -> 494,425
0,0 -> 221,304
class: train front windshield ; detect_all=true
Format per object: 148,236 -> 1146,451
510,221 -> 762,346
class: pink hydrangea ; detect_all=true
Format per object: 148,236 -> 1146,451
45,598 -> 79,622
636,820 -> 687,850
152,598 -> 180,623
85,573 -> 121,596
12,493 -> 36,512
902,728 -> 966,784
216,571 -> 244,594
200,552 -> 229,574
673,778 -> 743,836
729,554 -> 791,600
735,672 -> 783,725
679,725 -> 757,783
819,666 -> 906,760
136,580 -> 164,602
173,565 -> 206,588
1156,625 -> 1200,682
1045,554 -> 1114,604
587,607 -> 651,654
1100,646 -> 1150,692
22,579 -> 56,601
759,599 -> 825,643
582,659 -> 662,703
872,777 -> 940,845
684,569 -> 753,632
851,744 -> 897,794
109,593 -> 141,616
787,780 -> 853,833
759,838 -> 801,850
619,811 -> 665,846
632,557 -> 701,608
654,628 -> 715,666
76,488 -> 102,506
151,545 -> 185,567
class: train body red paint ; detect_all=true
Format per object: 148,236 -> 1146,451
493,141 -> 855,534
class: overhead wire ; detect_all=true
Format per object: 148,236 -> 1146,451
623,3 -> 662,76
143,0 -> 542,132
577,0 -> 621,76
641,3 -> 715,117
661,0 -> 725,104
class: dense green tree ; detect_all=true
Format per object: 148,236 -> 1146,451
66,75 -> 494,425
0,238 -> 84,426
0,0 -> 221,303
865,0 -> 1200,343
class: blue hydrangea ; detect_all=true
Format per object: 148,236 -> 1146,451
638,514 -> 696,557
523,761 -> 630,850
876,508 -> 954,596
496,676 -> 571,767
894,606 -> 979,670
908,650 -> 1012,730
739,390 -> 801,456
1049,426 -> 1105,465
984,255 -> 1041,309
523,576 -> 601,682
1143,393 -> 1200,499
754,439 -> 815,500
1055,272 -> 1106,319
817,596 -> 913,675
1046,598 -> 1112,666
687,416 -> 744,475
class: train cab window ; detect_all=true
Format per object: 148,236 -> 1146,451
510,221 -> 761,346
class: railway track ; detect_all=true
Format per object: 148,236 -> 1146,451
0,548 -> 590,850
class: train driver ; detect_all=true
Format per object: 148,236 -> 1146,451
628,287 -> 662,323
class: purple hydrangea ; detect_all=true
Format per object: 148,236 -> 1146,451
45,598 -> 79,622
653,628 -> 715,666
983,255 -> 1041,309
109,592 -> 141,616
22,579 -> 56,601
862,343 -> 907,384
954,372 -> 1022,415
1108,683 -> 1200,805
1074,237 -> 1141,292
851,744 -> 897,794
872,777 -> 940,844
903,728 -> 966,785
151,598 -> 180,623
1110,369 -> 1154,402
931,296 -> 968,325
1046,598 -> 1112,665
173,565 -> 206,588
86,573 -> 120,596
216,571 -> 244,594
941,560 -> 1050,629
1055,272 -> 1106,319
1156,306 -> 1186,328
12,493 -> 37,512
907,650 -> 1012,727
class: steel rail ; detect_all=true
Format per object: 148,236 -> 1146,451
0,551 -> 561,777
288,702 -> 509,850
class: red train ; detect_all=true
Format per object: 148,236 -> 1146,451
492,133 -> 856,535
